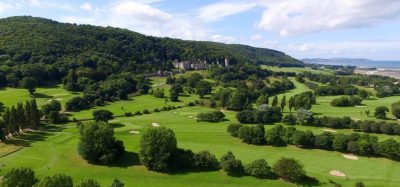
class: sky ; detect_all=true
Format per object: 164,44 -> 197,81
1,0 -> 400,60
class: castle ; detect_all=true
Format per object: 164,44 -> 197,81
173,58 -> 229,70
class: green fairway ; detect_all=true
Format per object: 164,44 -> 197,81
1,106 -> 400,187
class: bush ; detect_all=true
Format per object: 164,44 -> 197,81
314,132 -> 333,150
139,127 -> 177,171
391,101 -> 400,119
153,89 -> 165,98
244,159 -> 274,179
374,106 -> 389,119
110,179 -> 124,187
143,109 -> 150,114
78,121 -> 125,165
220,151 -> 244,176
75,178 -> 100,187
92,110 -> 113,122
331,96 -> 362,107
193,151 -> 220,171
187,102 -> 195,106
36,173 -> 73,187
237,125 -> 266,145
292,130 -> 314,148
227,123 -> 243,137
197,111 -> 225,122
265,125 -> 286,146
4,167 -> 38,187
124,112 -> 133,117
134,111 -> 142,115
168,148 -> 194,170
273,157 -> 306,183
282,114 -> 297,125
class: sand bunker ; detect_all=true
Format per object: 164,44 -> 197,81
323,129 -> 337,133
355,105 -> 366,108
330,170 -> 346,177
152,123 -> 160,127
188,116 -> 193,118
342,154 -> 359,160
129,130 -> 140,134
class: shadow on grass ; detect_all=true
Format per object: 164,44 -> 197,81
110,123 -> 125,128
296,176 -> 321,186
4,125 -> 65,147
33,92 -> 53,98
109,151 -> 140,168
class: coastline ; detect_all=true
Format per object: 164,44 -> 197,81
355,69 -> 400,80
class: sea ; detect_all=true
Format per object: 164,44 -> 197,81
314,61 -> 400,69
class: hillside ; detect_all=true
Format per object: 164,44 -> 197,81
0,16 -> 303,68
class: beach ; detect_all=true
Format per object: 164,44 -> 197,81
355,69 -> 400,80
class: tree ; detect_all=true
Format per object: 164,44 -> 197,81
265,125 -> 286,146
391,101 -> 400,119
227,123 -> 243,137
153,89 -> 165,98
273,157 -> 306,183
92,110 -> 114,122
139,127 -> 177,171
282,114 -> 297,125
256,94 -> 269,106
195,80 -> 212,98
314,132 -> 333,150
20,77 -> 37,95
4,167 -> 38,187
228,89 -> 251,111
110,178 -> 125,187
196,111 -> 225,122
374,106 -> 389,119
193,151 -> 220,171
36,173 -> 73,187
280,95 -> 287,112
245,159 -> 273,179
293,130 -> 314,148
78,121 -> 125,165
332,134 -> 349,151
296,109 -> 313,125
288,96 -> 295,113
76,178 -> 100,187
220,151 -> 244,176
272,96 -> 278,107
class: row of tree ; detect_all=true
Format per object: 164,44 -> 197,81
228,124 -> 400,161
1,167 -> 124,187
0,100 -> 40,140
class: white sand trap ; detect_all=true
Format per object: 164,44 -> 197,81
174,112 -> 178,114
109,120 -> 120,123
129,130 -> 140,134
352,118 -> 361,122
355,105 -> 366,108
323,129 -> 337,133
343,154 -> 359,160
188,116 -> 193,118
152,123 -> 160,127
330,170 -> 346,177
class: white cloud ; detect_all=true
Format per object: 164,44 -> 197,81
0,2 -> 14,13
256,0 -> 400,36
80,2 -> 93,11
197,1 -> 257,22
250,34 -> 262,41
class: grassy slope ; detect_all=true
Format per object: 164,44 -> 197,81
1,107 -> 400,187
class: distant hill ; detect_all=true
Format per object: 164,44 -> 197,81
0,16 -> 303,67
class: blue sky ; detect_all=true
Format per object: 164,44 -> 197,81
1,0 -> 400,60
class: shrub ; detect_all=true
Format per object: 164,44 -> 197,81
78,121 -> 125,165
36,173 -> 73,187
187,102 -> 195,106
292,130 -> 314,148
374,106 -> 389,119
265,125 -> 286,146
244,159 -> 274,179
227,123 -> 243,137
197,111 -> 225,122
193,151 -> 220,171
273,157 -> 306,183
331,96 -> 362,107
139,127 -> 177,171
110,179 -> 124,187
92,110 -> 113,122
168,148 -> 194,170
391,101 -> 400,119
134,111 -> 142,115
153,89 -> 165,98
220,151 -> 244,176
4,168 -> 38,187
314,132 -> 333,150
153,108 -> 160,112
143,109 -> 150,114
124,112 -> 133,117
237,125 -> 266,145
282,114 -> 297,125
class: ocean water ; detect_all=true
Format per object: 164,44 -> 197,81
314,61 -> 400,69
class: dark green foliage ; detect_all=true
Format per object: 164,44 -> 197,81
391,101 -> 400,119
93,110 -> 114,122
195,80 -> 212,98
374,106 -> 389,119
227,123 -> 243,137
193,151 -> 220,171
4,167 -> 37,187
355,182 -> 365,187
292,91 -> 315,110
273,157 -> 306,183
282,114 -> 297,125
237,125 -> 266,145
153,88 -> 165,98
292,130 -> 315,148
379,139 -> 400,160
295,109 -> 314,125
331,96 -> 363,107
244,159 -> 274,179
228,89 -> 251,111
36,173 -> 73,187
20,77 -> 37,95
77,121 -> 125,165
110,179 -> 125,187
139,127 -> 177,171
314,132 -> 334,150
220,151 -> 244,176
76,179 -> 100,187
256,94 -> 269,106
236,106 -> 282,124
272,96 -> 278,107
169,148 -> 194,170
283,126 -> 297,145
196,111 -> 225,122
332,134 -> 350,151
265,125 -> 286,146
